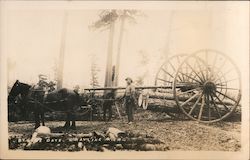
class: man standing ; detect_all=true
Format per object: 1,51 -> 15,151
124,77 -> 136,124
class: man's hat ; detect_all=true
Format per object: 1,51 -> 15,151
125,77 -> 133,83
38,74 -> 47,80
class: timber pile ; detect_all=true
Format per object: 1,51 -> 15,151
9,127 -> 167,151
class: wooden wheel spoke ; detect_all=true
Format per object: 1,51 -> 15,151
185,65 -> 189,82
177,75 -> 184,82
177,87 -> 200,96
216,78 -> 238,85
204,51 -> 209,80
212,92 -> 230,111
184,71 -> 193,83
156,78 -> 172,84
195,59 -> 206,81
215,83 -> 227,87
188,92 -> 203,115
206,94 -> 211,121
180,92 -> 200,107
216,87 -> 239,91
178,71 -> 201,84
198,95 -> 205,121
176,57 -> 186,81
223,68 -> 234,76
211,53 -> 218,70
195,72 -> 205,82
215,90 -> 238,103
218,58 -> 227,72
169,61 -> 184,82
214,68 -> 234,83
210,94 -> 222,118
185,61 -> 204,82
160,67 -> 174,78
168,61 -> 177,73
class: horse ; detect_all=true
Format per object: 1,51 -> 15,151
8,80 -> 80,129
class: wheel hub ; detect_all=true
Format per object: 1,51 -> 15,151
203,81 -> 216,94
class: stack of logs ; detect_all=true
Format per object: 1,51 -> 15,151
9,127 -> 168,151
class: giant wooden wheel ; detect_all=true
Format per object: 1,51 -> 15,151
85,49 -> 241,123
155,54 -> 188,89
154,54 -> 188,118
173,49 -> 241,123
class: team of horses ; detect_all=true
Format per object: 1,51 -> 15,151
8,80 -> 80,129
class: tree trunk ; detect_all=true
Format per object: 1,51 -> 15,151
104,20 -> 115,87
57,12 -> 68,89
113,12 -> 126,87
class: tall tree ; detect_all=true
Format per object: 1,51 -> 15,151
104,20 -> 115,87
114,10 -> 141,86
90,10 -> 118,87
57,11 -> 68,89
91,10 -> 141,87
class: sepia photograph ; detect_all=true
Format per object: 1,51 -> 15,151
0,1 -> 249,159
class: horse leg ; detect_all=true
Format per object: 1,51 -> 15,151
63,112 -> 70,128
41,112 -> 45,126
34,112 -> 40,129
70,112 -> 76,130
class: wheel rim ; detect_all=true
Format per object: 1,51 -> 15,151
155,54 -> 188,88
173,49 -> 241,123
154,54 -> 188,117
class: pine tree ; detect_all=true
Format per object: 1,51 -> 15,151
90,10 -> 143,87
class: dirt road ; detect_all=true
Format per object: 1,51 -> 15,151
8,109 -> 241,151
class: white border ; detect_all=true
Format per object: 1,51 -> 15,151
0,1 -> 249,159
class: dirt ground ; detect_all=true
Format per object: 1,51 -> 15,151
8,108 -> 241,152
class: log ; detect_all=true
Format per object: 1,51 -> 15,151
148,92 -> 236,106
38,133 -> 93,138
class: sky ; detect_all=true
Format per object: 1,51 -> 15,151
2,1 -> 249,89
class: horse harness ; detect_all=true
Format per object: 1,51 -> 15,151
27,87 -> 67,113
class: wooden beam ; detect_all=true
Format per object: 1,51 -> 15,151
84,85 -> 172,91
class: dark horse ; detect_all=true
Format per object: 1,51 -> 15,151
8,80 -> 80,129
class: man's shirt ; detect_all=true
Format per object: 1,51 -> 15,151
125,84 -> 136,97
